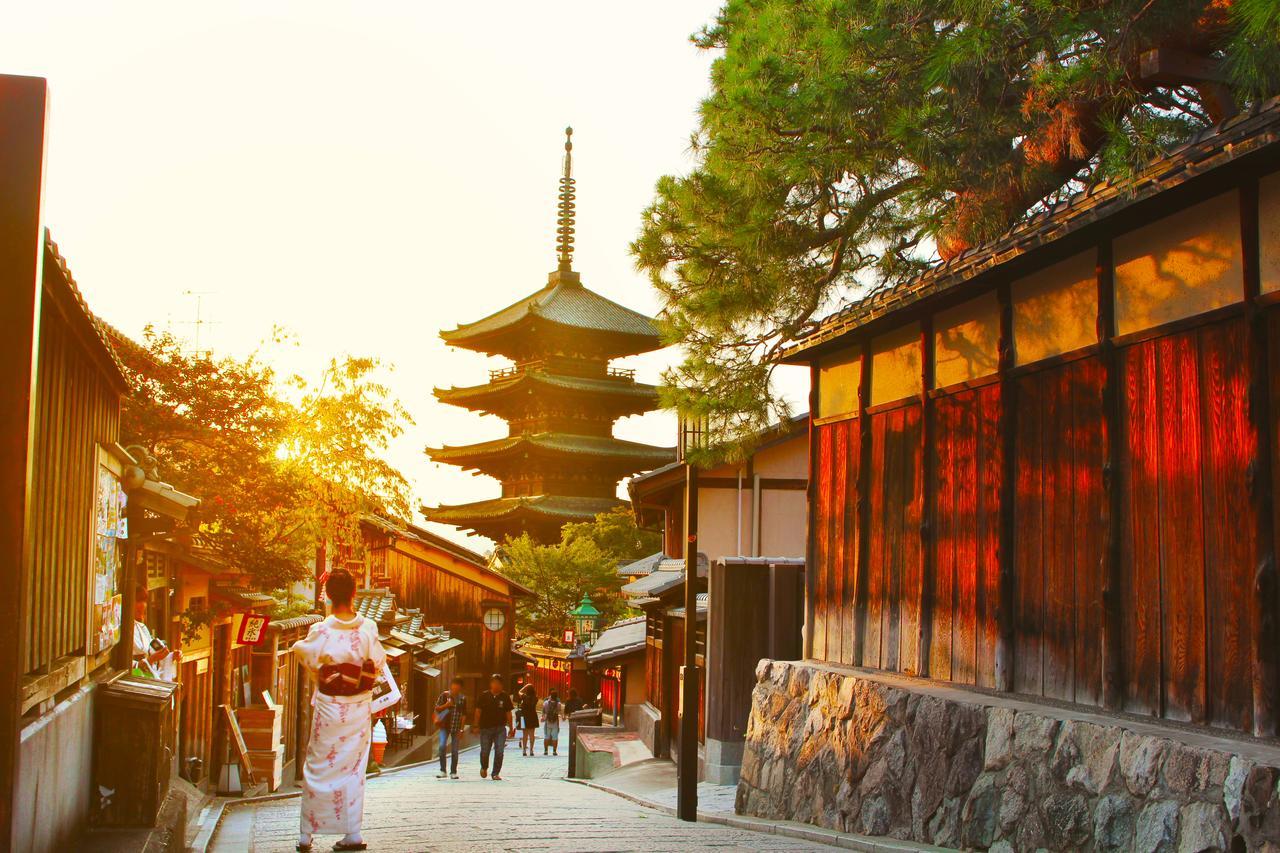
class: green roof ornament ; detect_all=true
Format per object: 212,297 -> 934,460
570,593 -> 600,618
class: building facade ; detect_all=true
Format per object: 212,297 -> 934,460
737,99 -> 1280,848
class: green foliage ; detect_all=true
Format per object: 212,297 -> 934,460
560,505 -> 661,563
119,329 -> 412,590
498,508 -> 657,643
636,0 -> 1280,451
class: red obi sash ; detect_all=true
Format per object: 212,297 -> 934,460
317,661 -> 377,696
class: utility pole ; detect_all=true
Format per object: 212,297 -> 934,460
677,461 -> 700,821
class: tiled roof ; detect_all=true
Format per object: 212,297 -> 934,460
434,371 -> 660,409
423,495 -> 624,525
353,588 -> 396,623
620,553 -> 708,598
669,592 -> 710,618
270,614 -> 324,632
428,432 -> 674,467
212,585 -> 277,608
43,231 -> 130,391
586,616 -> 647,663
617,551 -> 664,577
783,95 -> 1280,359
441,278 -> 661,346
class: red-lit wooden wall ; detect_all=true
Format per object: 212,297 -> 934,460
805,172 -> 1280,737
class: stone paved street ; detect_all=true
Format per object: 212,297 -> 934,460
210,746 -> 837,852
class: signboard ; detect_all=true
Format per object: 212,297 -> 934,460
235,613 -> 271,646
562,628 -> 575,645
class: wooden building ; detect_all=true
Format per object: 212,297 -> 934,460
620,556 -> 707,761
586,616 -> 648,725
360,518 -> 530,701
0,81 -> 156,847
425,130 -> 672,543
627,419 -> 809,782
782,101 -> 1280,738
515,642 -> 593,701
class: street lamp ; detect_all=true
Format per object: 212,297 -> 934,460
569,594 -> 600,646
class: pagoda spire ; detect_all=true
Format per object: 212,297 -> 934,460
555,126 -> 577,275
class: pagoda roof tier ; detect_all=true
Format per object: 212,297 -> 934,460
434,370 -> 660,418
427,432 -> 674,474
440,271 -> 662,359
422,495 -> 624,542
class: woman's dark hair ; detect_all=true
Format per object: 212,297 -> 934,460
550,690 -> 559,701
568,689 -> 578,699
325,568 -> 357,607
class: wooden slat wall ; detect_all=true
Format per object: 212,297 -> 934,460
930,383 -> 1002,688
25,279 -> 120,675
1119,318 -> 1256,728
806,173 -> 1278,737
1013,357 -> 1106,704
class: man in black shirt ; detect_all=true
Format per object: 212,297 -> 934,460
472,674 -> 515,780
434,677 -> 467,779
563,688 -> 586,716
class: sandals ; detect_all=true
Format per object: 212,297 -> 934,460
297,846 -> 311,852
333,844 -> 367,852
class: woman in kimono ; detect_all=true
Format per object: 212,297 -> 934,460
292,568 -> 385,852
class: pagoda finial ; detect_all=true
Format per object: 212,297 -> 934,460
555,126 -> 576,273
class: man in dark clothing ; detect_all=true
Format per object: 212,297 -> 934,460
472,674 -> 515,780
434,677 -> 467,779
563,688 -> 586,716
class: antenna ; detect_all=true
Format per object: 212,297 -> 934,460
556,127 -> 576,272
180,290 -> 219,357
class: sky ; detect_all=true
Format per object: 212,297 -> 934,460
4,1 -> 807,552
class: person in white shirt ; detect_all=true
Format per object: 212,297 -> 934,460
133,588 -> 180,681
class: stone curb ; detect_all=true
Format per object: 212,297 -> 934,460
564,777 -> 943,852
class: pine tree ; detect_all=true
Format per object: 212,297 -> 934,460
634,0 -> 1280,450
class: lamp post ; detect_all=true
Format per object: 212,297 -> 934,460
570,594 -> 600,646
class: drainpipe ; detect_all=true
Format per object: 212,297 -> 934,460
735,470 -> 743,556
751,474 -> 763,557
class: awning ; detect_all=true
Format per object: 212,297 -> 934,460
414,662 -> 442,678
388,629 -> 427,647
427,637 -> 463,654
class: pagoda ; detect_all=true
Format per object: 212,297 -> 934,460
424,128 -> 673,544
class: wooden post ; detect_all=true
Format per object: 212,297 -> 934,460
804,363 -> 819,660
1097,241 -> 1125,710
995,284 -> 1017,692
677,463 -> 699,821
918,318 -> 937,676
852,342 -> 874,666
0,74 -> 48,850
1241,181 -> 1278,737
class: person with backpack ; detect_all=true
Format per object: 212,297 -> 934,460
434,677 -> 467,779
541,690 -> 562,756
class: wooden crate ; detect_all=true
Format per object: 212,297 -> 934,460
247,747 -> 283,792
236,706 -> 281,751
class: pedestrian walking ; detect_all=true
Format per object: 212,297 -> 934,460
541,691 -> 562,756
517,683 -> 539,756
472,674 -> 515,780
291,568 -> 386,852
564,688 -> 585,717
434,677 -> 467,779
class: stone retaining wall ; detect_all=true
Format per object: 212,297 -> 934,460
736,660 -> 1280,851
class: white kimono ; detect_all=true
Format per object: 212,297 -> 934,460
293,614 -> 386,838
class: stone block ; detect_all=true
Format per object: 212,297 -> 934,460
1095,793 -> 1137,851
1135,800 -> 1179,853
1120,731 -> 1168,797
1176,801 -> 1228,853
985,707 -> 1015,771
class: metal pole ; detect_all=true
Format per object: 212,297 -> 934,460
677,463 -> 699,821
